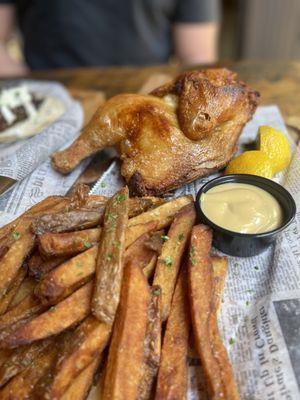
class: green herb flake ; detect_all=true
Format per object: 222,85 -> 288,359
113,241 -> 121,249
115,193 -> 127,204
12,231 -> 21,241
77,272 -> 84,277
76,261 -> 84,268
49,306 -> 56,313
178,233 -> 185,242
254,266 -> 259,271
100,182 -> 107,188
246,300 -> 250,306
164,256 -> 173,268
229,337 -> 236,345
107,213 -> 117,221
107,253 -> 113,261
234,262 -> 239,268
161,235 -> 169,242
190,245 -> 197,266
153,287 -> 161,296
83,240 -> 92,249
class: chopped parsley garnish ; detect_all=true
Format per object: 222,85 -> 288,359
100,182 -> 107,188
115,193 -> 127,203
49,306 -> 56,313
83,240 -> 92,249
153,287 -> 161,296
178,233 -> 185,242
254,266 -> 259,270
164,256 -> 173,268
107,253 -> 113,261
77,272 -> 84,277
229,337 -> 236,345
107,213 -> 117,221
246,300 -> 250,306
113,240 -> 121,249
190,245 -> 197,266
161,235 -> 169,242
76,261 -> 84,268
12,231 -> 21,241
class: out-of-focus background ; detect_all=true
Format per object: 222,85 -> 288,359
1,0 -> 300,77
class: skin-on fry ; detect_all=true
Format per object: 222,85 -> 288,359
188,225 -> 240,400
143,255 -> 157,280
101,262 -> 151,399
92,187 -> 129,324
125,233 -> 157,269
60,357 -> 100,400
0,294 -> 43,333
1,282 -> 93,349
128,195 -> 193,230
0,342 -> 58,399
211,256 -> 228,312
0,339 -> 51,387
0,232 -> 35,299
127,196 -> 165,217
0,268 -> 27,316
153,203 -> 196,321
31,209 -> 106,235
27,251 -> 68,280
50,316 -> 111,398
35,246 -> 98,304
155,266 -> 190,400
0,195 -> 69,243
125,220 -> 157,248
138,286 -> 161,400
38,228 -> 101,258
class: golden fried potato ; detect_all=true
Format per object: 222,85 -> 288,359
188,225 -> 240,400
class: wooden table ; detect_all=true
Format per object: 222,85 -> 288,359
28,61 -> 300,190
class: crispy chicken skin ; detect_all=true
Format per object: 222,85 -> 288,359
51,69 -> 259,195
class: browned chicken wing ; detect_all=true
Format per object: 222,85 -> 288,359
51,69 -> 259,195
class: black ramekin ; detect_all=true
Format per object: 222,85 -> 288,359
195,174 -> 296,257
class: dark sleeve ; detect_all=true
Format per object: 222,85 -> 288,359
173,0 -> 221,23
0,0 -> 15,3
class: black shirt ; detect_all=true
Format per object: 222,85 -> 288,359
1,0 -> 220,69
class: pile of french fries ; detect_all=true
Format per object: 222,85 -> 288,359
0,184 -> 240,399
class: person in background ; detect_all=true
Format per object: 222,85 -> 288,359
0,0 -> 220,77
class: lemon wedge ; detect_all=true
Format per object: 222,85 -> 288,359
225,150 -> 274,178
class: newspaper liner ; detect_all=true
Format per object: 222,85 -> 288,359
0,104 -> 298,399
90,106 -> 300,400
0,80 -> 88,225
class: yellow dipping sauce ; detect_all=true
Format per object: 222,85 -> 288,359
200,183 -> 283,234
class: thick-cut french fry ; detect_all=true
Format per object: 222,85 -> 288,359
38,228 -> 101,258
61,358 -> 100,400
92,187 -> 129,324
0,232 -> 35,299
0,268 -> 26,316
155,266 -> 190,400
50,316 -> 111,398
188,225 -> 240,400
101,262 -> 151,399
138,286 -> 161,400
0,195 -> 69,243
211,256 -> 228,312
125,220 -> 157,248
32,209 -> 106,235
143,255 -> 157,280
153,203 -> 196,321
125,233 -> 157,268
0,339 -> 51,387
35,246 -> 98,304
0,342 -> 58,399
128,196 -> 165,217
28,251 -> 68,280
1,282 -> 93,348
128,195 -> 193,230
0,294 -> 42,333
